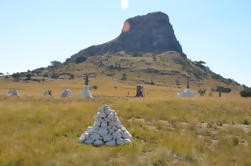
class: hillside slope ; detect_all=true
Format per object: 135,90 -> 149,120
11,12 -> 241,90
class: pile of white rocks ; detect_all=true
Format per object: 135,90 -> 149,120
81,85 -> 93,98
8,89 -> 19,96
60,89 -> 72,98
79,105 -> 132,146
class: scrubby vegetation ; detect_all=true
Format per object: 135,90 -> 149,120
240,88 -> 251,98
0,77 -> 250,166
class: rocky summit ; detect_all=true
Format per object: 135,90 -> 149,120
70,12 -> 183,60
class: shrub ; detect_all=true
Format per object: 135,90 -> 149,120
243,120 -> 250,125
69,74 -> 75,80
12,73 -> 21,81
240,90 -> 251,98
216,86 -> 231,93
121,73 -> 127,81
92,85 -> 98,90
50,61 -> 62,68
198,89 -> 206,96
152,55 -> 157,61
232,137 -> 239,146
25,73 -> 32,80
51,74 -> 59,79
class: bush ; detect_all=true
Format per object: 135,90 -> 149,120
240,90 -> 251,98
50,61 -> 62,68
12,73 -> 21,81
51,74 -> 59,79
43,73 -> 49,77
216,86 -> 231,93
92,85 -> 98,90
121,73 -> 127,81
243,120 -> 250,125
232,137 -> 239,146
198,89 -> 206,96
25,74 -> 32,80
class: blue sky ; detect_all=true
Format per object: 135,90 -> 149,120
0,0 -> 250,86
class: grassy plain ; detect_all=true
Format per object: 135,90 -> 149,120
0,77 -> 250,166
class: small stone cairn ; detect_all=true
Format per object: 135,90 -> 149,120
60,89 -> 72,98
81,75 -> 93,98
8,89 -> 19,96
79,105 -> 132,146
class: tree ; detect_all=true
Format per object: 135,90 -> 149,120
25,73 -> 32,80
240,89 -> 251,98
43,73 -> 49,77
92,85 -> 98,90
51,73 -> 59,79
152,55 -> 157,61
176,79 -> 180,88
50,61 -> 62,68
69,74 -> 75,80
198,89 -> 206,96
216,86 -> 231,93
12,73 -> 21,81
121,73 -> 127,80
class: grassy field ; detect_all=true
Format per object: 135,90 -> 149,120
0,77 -> 250,166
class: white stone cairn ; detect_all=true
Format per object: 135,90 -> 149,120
81,75 -> 93,98
60,89 -> 72,98
176,88 -> 196,97
79,105 -> 132,146
176,78 -> 196,97
81,85 -> 93,98
8,89 -> 19,96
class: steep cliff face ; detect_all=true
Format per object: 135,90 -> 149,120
70,12 -> 183,61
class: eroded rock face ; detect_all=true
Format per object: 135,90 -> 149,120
70,12 -> 183,61
79,105 -> 132,146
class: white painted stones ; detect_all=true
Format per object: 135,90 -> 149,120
176,88 -> 196,97
60,89 -> 72,98
79,105 -> 132,146
8,89 -> 19,96
81,85 -> 93,98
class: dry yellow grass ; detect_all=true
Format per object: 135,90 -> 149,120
0,78 -> 250,166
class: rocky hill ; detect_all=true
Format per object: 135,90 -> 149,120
13,12 -> 241,90
69,12 -> 184,62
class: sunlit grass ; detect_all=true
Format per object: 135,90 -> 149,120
0,78 -> 250,166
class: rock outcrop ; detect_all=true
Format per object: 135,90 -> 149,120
70,12 -> 183,61
79,105 -> 132,146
